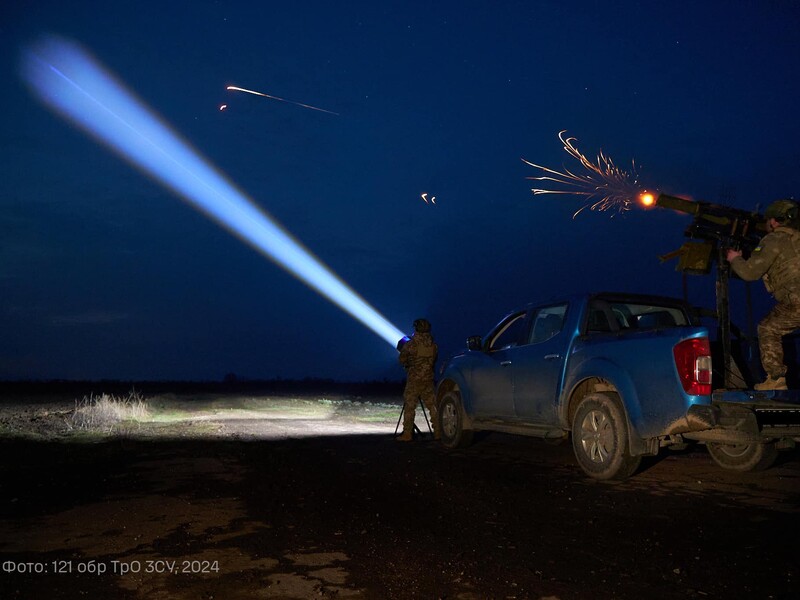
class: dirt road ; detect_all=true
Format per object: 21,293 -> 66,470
0,391 -> 797,599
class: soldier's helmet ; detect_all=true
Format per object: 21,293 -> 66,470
413,318 -> 431,333
765,199 -> 799,222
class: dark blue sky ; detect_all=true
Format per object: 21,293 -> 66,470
2,1 -> 800,382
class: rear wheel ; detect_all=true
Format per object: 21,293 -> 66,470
572,393 -> 641,480
706,441 -> 778,472
439,390 -> 473,449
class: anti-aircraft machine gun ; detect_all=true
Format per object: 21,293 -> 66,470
656,194 -> 767,389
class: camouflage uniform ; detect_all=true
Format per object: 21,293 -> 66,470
398,319 -> 438,440
730,219 -> 800,385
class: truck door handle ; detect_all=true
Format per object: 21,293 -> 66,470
544,354 -> 561,361
500,360 -> 512,366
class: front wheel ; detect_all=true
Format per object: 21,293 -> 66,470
439,390 -> 473,449
571,393 -> 641,480
706,441 -> 778,472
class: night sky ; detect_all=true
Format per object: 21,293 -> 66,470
2,1 -> 800,382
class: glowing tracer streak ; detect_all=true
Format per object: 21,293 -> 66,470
227,85 -> 339,116
21,36 -> 403,347
420,193 -> 436,205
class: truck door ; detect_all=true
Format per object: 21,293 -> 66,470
468,310 -> 529,418
512,304 -> 568,424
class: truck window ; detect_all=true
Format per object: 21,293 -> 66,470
488,312 -> 528,351
605,301 -> 688,330
636,311 -> 677,328
587,309 -> 613,333
528,304 -> 568,344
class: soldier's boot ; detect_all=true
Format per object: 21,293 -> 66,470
754,375 -> 788,391
396,408 -> 415,442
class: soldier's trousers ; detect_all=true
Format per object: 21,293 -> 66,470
402,381 -> 437,433
758,302 -> 800,378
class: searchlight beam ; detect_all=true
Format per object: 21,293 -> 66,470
21,36 -> 405,347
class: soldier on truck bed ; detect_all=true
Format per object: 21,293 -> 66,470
726,199 -> 800,391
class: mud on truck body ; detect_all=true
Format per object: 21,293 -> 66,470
435,292 -> 800,480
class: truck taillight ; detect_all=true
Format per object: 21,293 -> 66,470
673,337 -> 712,396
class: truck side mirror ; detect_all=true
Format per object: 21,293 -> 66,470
467,335 -> 483,351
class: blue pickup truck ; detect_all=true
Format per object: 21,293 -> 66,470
436,292 -> 800,479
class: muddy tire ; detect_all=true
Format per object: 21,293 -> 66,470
706,441 -> 779,472
439,390 -> 473,449
572,393 -> 642,480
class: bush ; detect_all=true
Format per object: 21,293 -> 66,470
69,391 -> 149,432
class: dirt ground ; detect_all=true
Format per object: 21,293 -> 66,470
0,387 -> 798,599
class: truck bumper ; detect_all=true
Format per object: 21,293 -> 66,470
685,404 -> 720,430
682,403 -> 760,443
679,399 -> 800,444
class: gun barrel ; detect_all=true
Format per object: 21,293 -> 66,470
655,194 -> 701,215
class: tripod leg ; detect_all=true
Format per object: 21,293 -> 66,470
419,399 -> 432,435
414,400 -> 428,437
394,403 -> 405,436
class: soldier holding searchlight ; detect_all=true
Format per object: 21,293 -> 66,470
726,199 -> 800,391
396,319 -> 439,442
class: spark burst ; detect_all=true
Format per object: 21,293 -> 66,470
522,130 -> 643,218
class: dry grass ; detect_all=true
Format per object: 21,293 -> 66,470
0,392 -> 397,440
68,391 -> 150,433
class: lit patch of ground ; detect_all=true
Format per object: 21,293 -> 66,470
0,393 -> 432,441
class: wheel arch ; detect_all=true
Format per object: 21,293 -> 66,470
564,373 -> 654,457
570,391 -> 643,479
436,379 -> 473,429
436,378 -> 459,403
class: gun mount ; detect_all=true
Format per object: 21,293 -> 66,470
656,194 -> 766,274
655,194 -> 765,389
